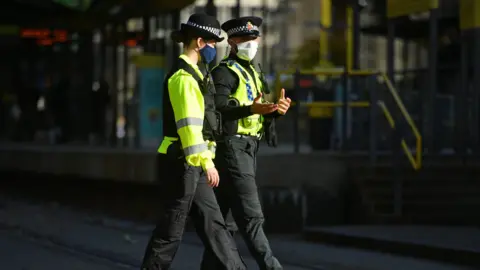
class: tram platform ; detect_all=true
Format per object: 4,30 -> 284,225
4,143 -> 480,230
0,142 -> 346,187
0,142 -> 357,232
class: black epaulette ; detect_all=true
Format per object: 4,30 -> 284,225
219,59 -> 235,67
220,59 -> 251,82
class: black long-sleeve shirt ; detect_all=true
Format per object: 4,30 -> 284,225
212,55 -> 278,136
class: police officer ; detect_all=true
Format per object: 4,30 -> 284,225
141,14 -> 246,270
200,16 -> 292,270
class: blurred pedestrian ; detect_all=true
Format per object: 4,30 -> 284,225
48,74 -> 70,143
0,89 -> 6,138
16,80 -> 38,141
90,79 -> 110,144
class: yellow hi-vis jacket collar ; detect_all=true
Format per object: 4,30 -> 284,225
179,54 -> 203,80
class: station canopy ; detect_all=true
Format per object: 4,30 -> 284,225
52,0 -> 94,11
1,0 -> 195,31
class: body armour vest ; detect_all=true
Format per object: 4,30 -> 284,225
221,60 -> 264,136
163,58 -> 221,141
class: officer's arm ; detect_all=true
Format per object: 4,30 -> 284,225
212,66 -> 253,121
168,72 -> 214,171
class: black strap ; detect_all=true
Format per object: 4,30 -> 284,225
177,60 -> 205,91
257,63 -> 271,94
246,65 -> 260,93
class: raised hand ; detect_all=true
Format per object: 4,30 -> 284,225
277,88 -> 292,115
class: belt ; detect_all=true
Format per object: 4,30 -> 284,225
234,134 -> 261,140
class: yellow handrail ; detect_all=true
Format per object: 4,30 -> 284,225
377,101 -> 419,170
380,74 -> 422,169
275,69 -> 422,170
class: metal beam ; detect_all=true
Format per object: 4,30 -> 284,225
52,0 -> 195,31
39,0 -> 131,31
0,1 -> 78,26
1,0 -> 195,32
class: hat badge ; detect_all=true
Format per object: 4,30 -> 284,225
246,21 -> 253,31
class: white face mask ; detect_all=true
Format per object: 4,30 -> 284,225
236,40 -> 259,61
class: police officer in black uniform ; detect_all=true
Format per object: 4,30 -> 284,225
141,14 -> 246,270
200,16 -> 292,270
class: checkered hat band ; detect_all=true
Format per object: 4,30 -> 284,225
226,25 -> 259,36
186,21 -> 222,37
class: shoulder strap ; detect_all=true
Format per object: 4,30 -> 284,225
218,59 -> 235,67
165,58 -> 204,92
219,59 -> 250,83
177,59 -> 214,95
178,59 -> 203,86
257,63 -> 271,94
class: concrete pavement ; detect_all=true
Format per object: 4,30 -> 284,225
0,194 -> 473,270
0,231 -> 125,270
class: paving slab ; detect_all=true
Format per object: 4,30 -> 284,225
0,231 -> 126,270
0,194 -> 473,270
304,225 -> 480,267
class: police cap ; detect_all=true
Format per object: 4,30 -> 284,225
171,13 -> 224,43
221,16 -> 263,38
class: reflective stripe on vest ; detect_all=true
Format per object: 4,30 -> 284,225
157,136 -> 216,159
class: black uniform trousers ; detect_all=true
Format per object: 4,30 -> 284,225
200,135 -> 283,270
141,153 -> 246,270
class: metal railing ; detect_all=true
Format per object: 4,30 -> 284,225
275,69 -> 422,170
380,73 -> 422,169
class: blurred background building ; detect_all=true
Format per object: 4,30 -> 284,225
0,0 -> 467,154
3,0 -> 480,241
4,3 -> 480,269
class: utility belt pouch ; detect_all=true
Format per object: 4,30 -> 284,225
203,105 -> 221,139
264,118 -> 278,148
166,141 -> 184,160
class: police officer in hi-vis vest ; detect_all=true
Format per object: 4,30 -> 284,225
141,13 -> 246,270
200,16 -> 291,270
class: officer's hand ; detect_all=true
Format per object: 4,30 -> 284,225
277,88 -> 292,115
206,167 -> 220,187
250,93 -> 278,115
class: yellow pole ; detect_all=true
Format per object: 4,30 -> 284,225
319,0 -> 332,66
345,6 -> 353,71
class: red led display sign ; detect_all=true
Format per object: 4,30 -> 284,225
21,29 -> 68,46
124,39 -> 137,47
299,79 -> 313,88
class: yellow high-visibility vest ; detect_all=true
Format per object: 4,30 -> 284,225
223,60 -> 264,136
157,54 -> 215,171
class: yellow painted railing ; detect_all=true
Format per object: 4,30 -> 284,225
377,101 -> 420,170
276,69 -> 422,170
380,74 -> 422,170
